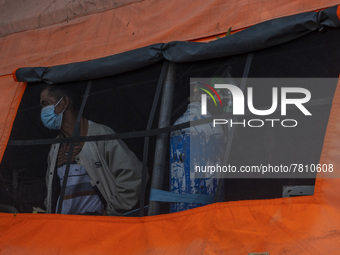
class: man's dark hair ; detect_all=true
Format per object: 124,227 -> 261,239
43,83 -> 82,112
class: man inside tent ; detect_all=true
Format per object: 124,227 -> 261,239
40,84 -> 143,216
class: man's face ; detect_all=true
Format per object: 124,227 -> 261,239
40,89 -> 64,114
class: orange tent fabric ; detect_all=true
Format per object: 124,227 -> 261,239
0,76 -> 339,253
0,75 -> 25,163
1,1 -> 340,254
1,0 -> 339,76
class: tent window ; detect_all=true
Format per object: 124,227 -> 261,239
1,28 -> 340,215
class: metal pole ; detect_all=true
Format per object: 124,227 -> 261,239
148,62 -> 176,216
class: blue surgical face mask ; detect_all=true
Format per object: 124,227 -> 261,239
41,97 -> 65,130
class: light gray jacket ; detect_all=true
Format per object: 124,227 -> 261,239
45,121 -> 143,216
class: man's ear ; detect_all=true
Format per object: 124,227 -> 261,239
63,96 -> 70,110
